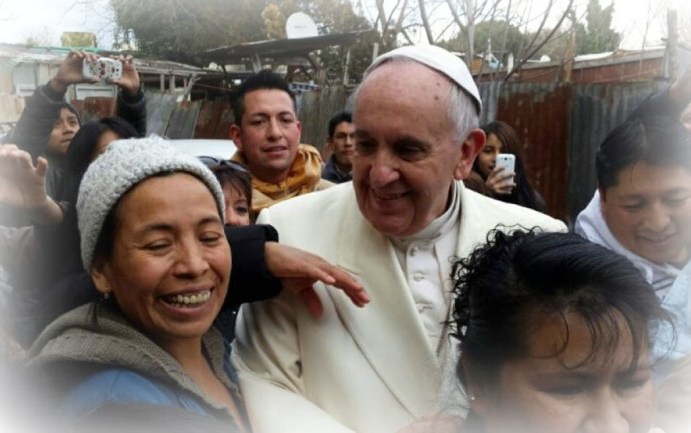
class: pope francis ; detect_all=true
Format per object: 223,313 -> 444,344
232,45 -> 566,433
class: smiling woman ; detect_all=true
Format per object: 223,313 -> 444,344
25,137 -> 247,432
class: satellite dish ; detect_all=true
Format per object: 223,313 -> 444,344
286,12 -> 318,39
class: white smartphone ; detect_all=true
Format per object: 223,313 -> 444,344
495,153 -> 516,174
82,57 -> 123,81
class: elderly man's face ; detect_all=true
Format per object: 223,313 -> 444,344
352,62 -> 484,237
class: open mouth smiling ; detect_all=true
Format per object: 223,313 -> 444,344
160,289 -> 212,308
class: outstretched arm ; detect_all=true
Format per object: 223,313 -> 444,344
264,242 -> 368,317
0,144 -> 63,225
5,51 -> 99,160
224,225 -> 369,317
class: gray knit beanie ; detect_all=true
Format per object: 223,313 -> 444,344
77,136 -> 226,271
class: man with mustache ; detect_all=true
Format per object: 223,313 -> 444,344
230,71 -> 332,219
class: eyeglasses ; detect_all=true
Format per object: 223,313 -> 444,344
198,156 -> 249,174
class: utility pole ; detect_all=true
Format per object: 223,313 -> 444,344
667,9 -> 678,83
561,10 -> 577,83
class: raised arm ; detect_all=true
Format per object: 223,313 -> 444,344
224,224 -> 368,316
4,51 -> 100,159
110,55 -> 147,137
629,66 -> 691,121
0,144 -> 63,225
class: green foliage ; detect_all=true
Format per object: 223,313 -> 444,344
440,20 -> 529,63
262,4 -> 286,39
110,0 -> 270,65
110,0 -> 375,83
575,0 -> 621,54
264,0 -> 376,84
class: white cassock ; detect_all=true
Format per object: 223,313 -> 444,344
232,181 -> 566,433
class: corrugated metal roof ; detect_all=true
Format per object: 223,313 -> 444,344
203,30 -> 375,63
0,43 -> 214,77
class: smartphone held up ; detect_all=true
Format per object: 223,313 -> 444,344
495,153 -> 516,193
495,153 -> 515,175
82,57 -> 123,82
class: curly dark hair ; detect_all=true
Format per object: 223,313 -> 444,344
451,229 -> 671,391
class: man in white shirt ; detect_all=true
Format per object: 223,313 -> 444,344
232,45 -> 565,433
575,116 -> 691,298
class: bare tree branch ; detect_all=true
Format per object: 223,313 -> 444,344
516,0 -> 554,62
417,0 -> 435,44
393,0 -> 410,37
505,0 -> 575,81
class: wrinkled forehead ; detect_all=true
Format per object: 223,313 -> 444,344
354,61 -> 454,114
360,58 -> 452,90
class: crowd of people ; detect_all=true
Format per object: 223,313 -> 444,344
0,42 -> 689,433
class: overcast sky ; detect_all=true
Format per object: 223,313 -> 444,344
0,0 -> 115,48
0,0 -> 688,51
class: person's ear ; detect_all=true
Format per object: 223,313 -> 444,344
90,259 -> 113,297
598,187 -> 608,203
454,129 -> 486,180
322,140 -> 333,161
229,124 -> 243,152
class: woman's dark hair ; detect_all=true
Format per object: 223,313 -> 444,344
198,157 -> 253,218
596,115 -> 691,190
58,117 -> 140,205
476,121 -> 546,212
50,117 -> 140,286
215,169 -> 252,211
481,121 -> 522,156
64,117 -> 139,175
451,229 -> 671,391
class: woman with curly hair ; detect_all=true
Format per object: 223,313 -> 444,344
450,230 -> 670,433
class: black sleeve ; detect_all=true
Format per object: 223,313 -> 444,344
4,85 -> 65,160
223,224 -> 282,310
628,88 -> 690,121
116,89 -> 147,137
